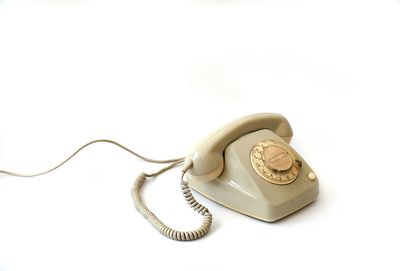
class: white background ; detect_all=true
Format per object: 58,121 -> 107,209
0,0 -> 399,270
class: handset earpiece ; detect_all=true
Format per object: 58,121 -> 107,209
184,113 -> 293,182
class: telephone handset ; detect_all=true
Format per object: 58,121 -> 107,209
184,113 -> 318,222
184,113 -> 293,182
0,113 -> 318,241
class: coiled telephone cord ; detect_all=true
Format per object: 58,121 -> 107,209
0,139 -> 212,241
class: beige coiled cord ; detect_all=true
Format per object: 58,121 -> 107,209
132,160 -> 213,241
0,139 -> 212,241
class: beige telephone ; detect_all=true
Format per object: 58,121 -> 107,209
0,113 -> 318,241
184,113 -> 318,222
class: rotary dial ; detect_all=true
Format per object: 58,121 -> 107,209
250,139 -> 301,185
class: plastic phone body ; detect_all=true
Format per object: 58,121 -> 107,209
184,113 -> 318,222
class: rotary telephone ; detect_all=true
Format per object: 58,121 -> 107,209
0,113 -> 319,241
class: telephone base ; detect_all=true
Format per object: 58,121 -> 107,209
186,129 -> 319,222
